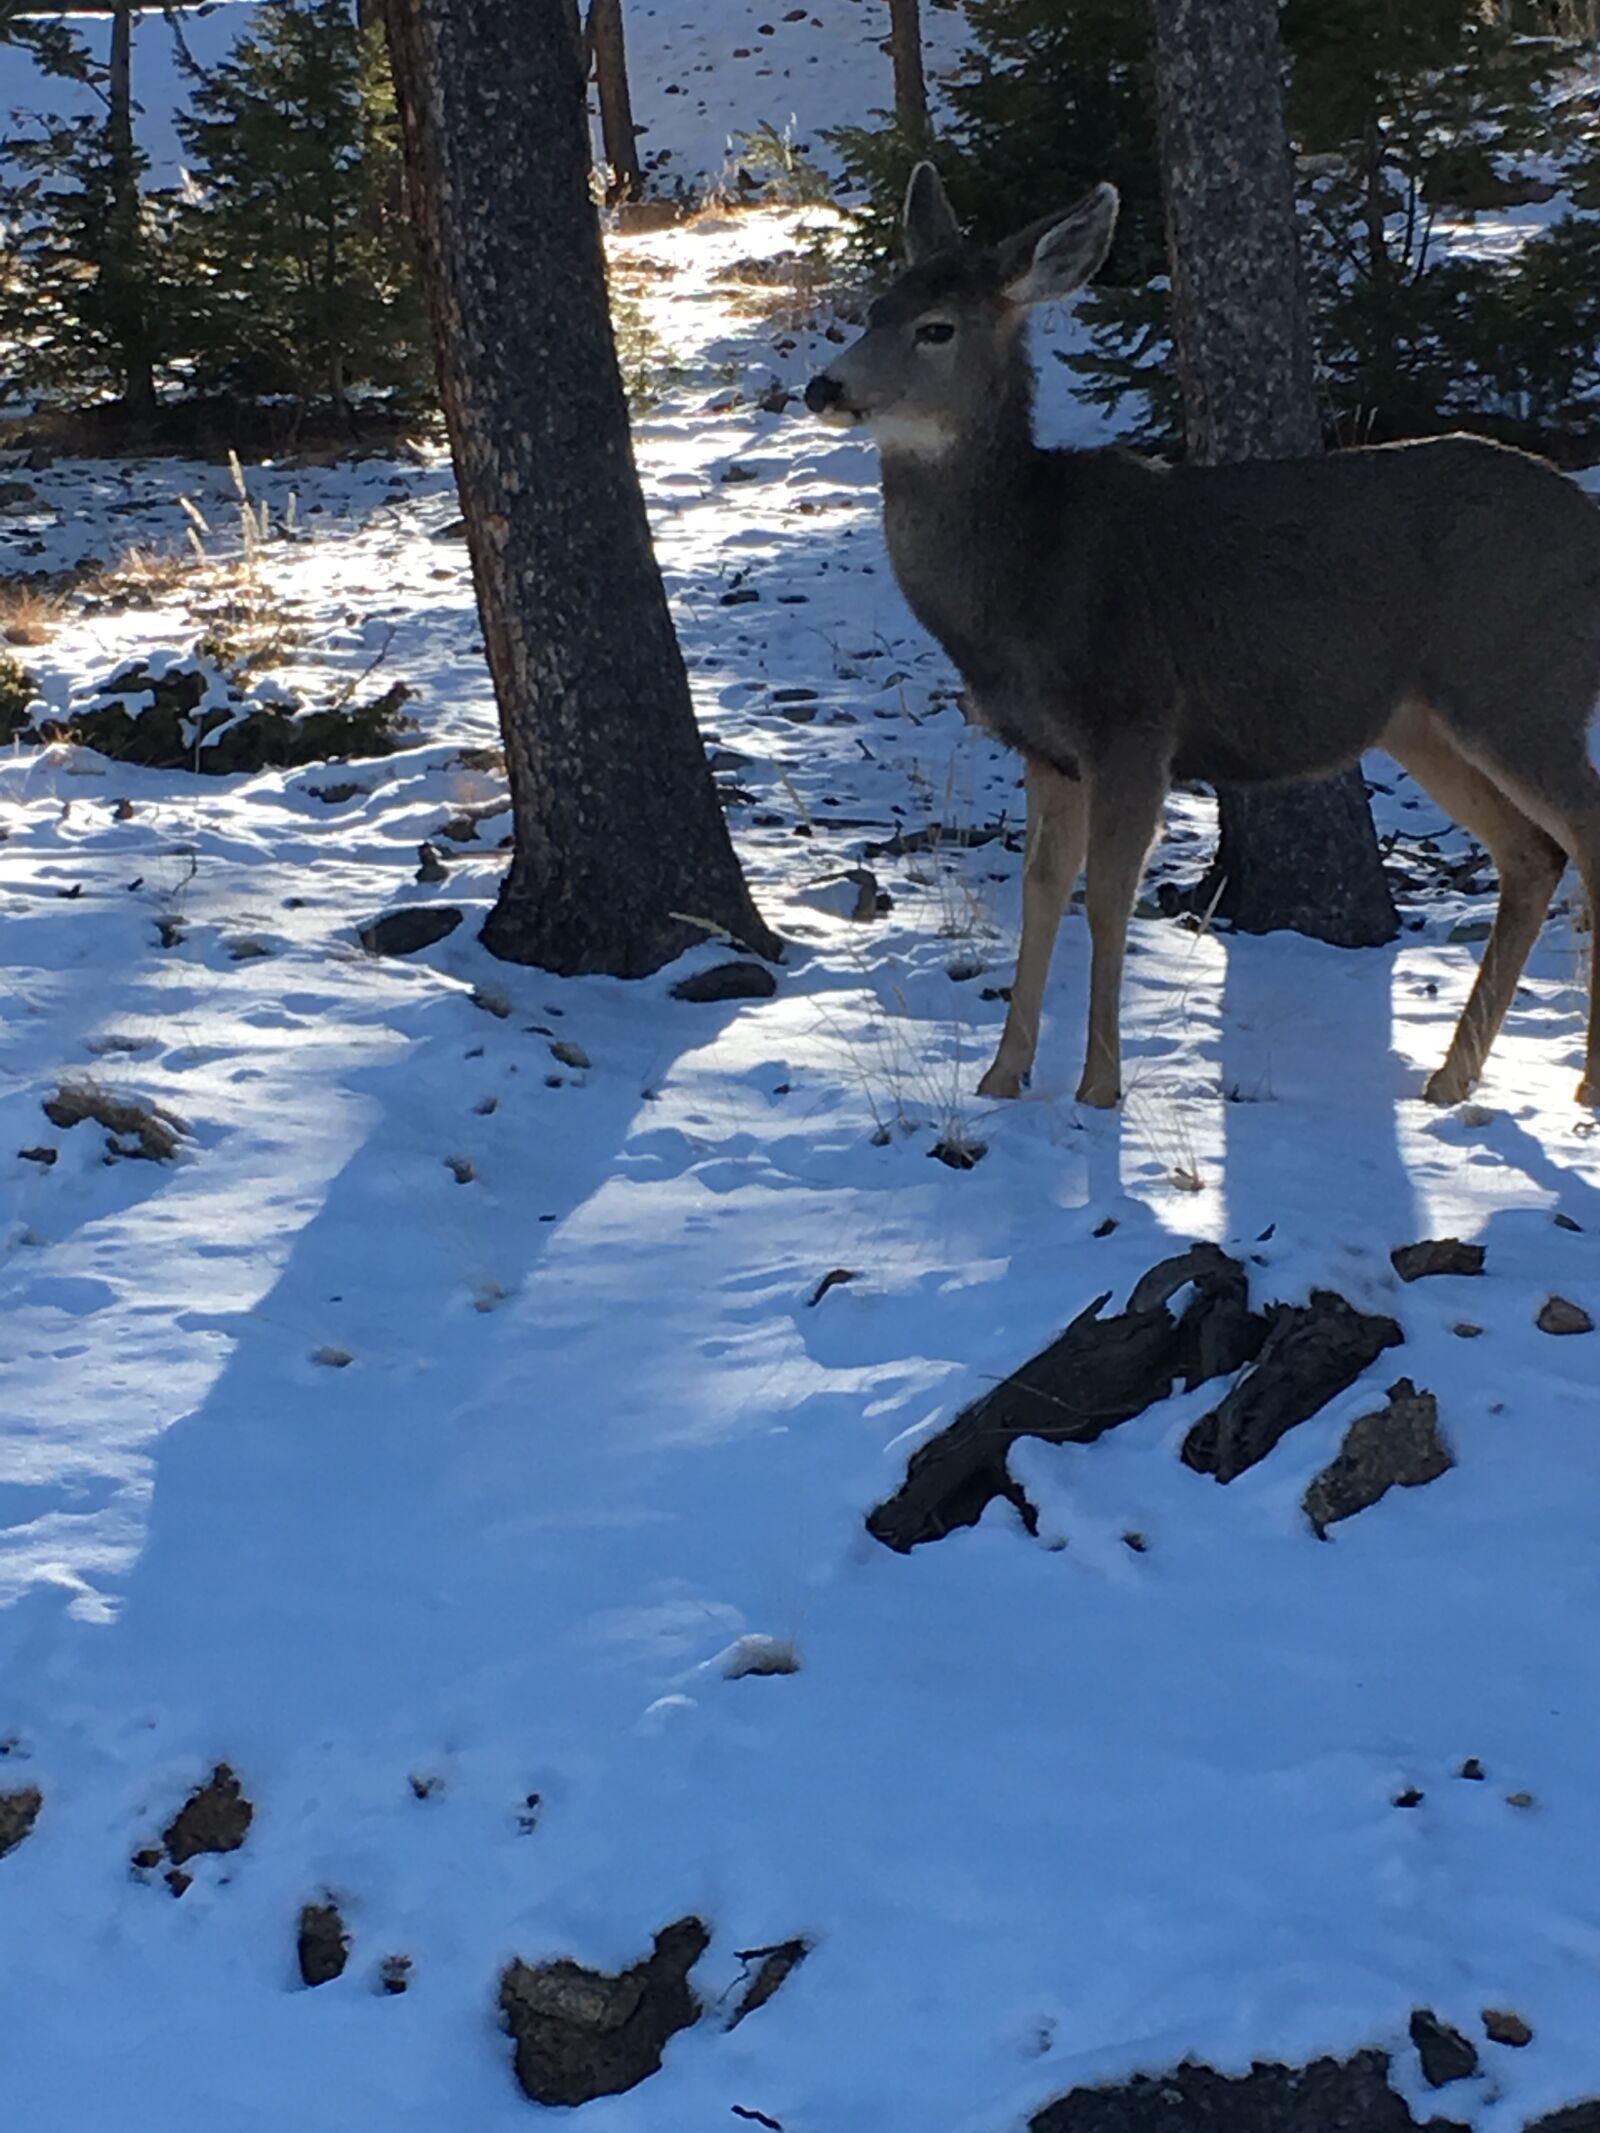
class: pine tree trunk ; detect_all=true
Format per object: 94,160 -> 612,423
381,0 -> 777,977
1150,0 -> 1396,949
585,0 -> 642,205
105,0 -> 155,418
888,0 -> 930,148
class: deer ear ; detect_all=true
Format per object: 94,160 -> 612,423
903,162 -> 962,264
998,183 -> 1119,307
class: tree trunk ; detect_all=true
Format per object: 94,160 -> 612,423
1150,0 -> 1396,949
887,0 -> 930,148
585,0 -> 642,205
381,0 -> 776,977
105,0 -> 155,418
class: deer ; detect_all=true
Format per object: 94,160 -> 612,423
804,164 -> 1600,1111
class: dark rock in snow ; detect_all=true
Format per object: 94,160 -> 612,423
0,1784 -> 42,1859
163,1763 -> 252,1866
1030,2049 -> 1470,2131
1182,1292 -> 1403,1483
1408,2008 -> 1479,2087
1304,1379 -> 1453,1536
671,960 -> 777,1003
1536,1295 -> 1593,1336
1390,1238 -> 1484,1282
358,905 -> 464,957
298,1901 -> 350,1987
499,1916 -> 708,2106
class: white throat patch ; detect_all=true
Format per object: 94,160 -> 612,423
869,410 -> 960,463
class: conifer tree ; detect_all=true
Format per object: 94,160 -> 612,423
0,8 -> 167,410
174,0 -> 428,414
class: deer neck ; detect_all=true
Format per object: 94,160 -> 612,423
878,383 -> 1043,685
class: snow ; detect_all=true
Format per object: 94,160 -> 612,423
4,20 -> 1600,2133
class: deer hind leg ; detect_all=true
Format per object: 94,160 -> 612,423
1446,724 -> 1600,1108
1384,700 -> 1567,1106
1077,754 -> 1167,1110
978,761 -> 1087,1098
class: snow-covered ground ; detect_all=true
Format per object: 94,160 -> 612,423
5,9 -> 1600,2127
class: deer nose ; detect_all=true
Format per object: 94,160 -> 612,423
804,373 -> 845,415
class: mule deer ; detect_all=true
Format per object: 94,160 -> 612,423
804,165 -> 1600,1108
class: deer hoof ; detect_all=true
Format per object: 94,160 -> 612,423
1579,1075 -> 1599,1107
1075,1076 -> 1120,1110
977,1059 -> 1026,1100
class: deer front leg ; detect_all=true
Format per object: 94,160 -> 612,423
978,762 -> 1087,1098
1077,759 -> 1166,1109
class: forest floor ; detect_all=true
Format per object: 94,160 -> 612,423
2,139 -> 1600,2133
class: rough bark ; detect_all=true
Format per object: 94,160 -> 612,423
105,0 -> 155,417
382,0 -> 776,976
585,0 -> 642,205
887,0 -> 930,148
868,1246 -> 1264,1552
1150,0 -> 1396,949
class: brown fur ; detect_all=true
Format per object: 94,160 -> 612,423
807,167 -> 1600,1107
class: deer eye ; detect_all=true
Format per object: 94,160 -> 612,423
915,320 -> 955,346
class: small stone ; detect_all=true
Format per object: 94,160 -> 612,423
1505,1790 -> 1535,1809
1394,1787 -> 1425,1808
18,1146 -> 56,1166
1452,1322 -> 1484,1338
1449,918 -> 1493,943
1122,1531 -> 1148,1553
720,586 -> 761,606
671,961 -> 777,1004
312,1344 -> 353,1369
165,1868 -> 192,1898
358,905 -> 463,957
1554,1212 -> 1582,1233
723,1636 -> 799,1679
1459,1758 -> 1485,1781
1093,1217 -> 1118,1237
549,1040 -> 591,1070
298,1900 -> 349,1987
1537,1295 -> 1593,1336
1409,2008 -> 1479,2087
415,841 -> 450,883
163,1764 -> 253,1866
1482,2008 -> 1532,2047
0,1785 -> 42,1859
408,1772 -> 444,1800
770,688 -> 817,704
445,1155 -> 476,1184
472,987 -> 511,1019
379,1955 -> 412,1995
1457,1103 -> 1496,1126
1390,1238 -> 1485,1281
130,1845 -> 163,1871
930,1137 -> 986,1170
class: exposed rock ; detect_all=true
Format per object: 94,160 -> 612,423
727,1938 -> 809,2030
499,1916 -> 709,2106
379,1954 -> 412,1995
671,961 -> 777,1004
298,1900 -> 350,1987
1390,1239 -> 1484,1282
1482,2008 -> 1533,2047
1030,2049 -> 1468,2130
43,1083 -> 187,1162
358,905 -> 464,957
930,1136 -> 986,1170
1527,2107 -> 1600,2132
1408,2009 -> 1478,2088
550,1040 -> 591,1070
1537,1295 -> 1593,1336
1182,1292 -> 1404,1484
1304,1380 -> 1453,1536
0,1784 -> 42,1859
163,1764 -> 253,1866
869,1246 -> 1264,1552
